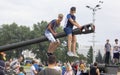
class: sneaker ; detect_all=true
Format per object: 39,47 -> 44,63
73,53 -> 79,57
67,51 -> 74,56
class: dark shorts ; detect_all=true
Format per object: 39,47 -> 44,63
64,27 -> 73,35
113,53 -> 119,59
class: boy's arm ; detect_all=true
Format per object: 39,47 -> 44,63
47,23 -> 57,36
68,18 -> 82,29
96,68 -> 100,75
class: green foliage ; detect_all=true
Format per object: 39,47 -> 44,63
96,50 -> 103,63
78,54 -> 87,61
0,23 -> 31,59
87,46 -> 93,64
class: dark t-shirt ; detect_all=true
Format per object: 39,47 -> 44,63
90,67 -> 98,75
105,43 -> 111,52
39,68 -> 61,75
64,14 -> 76,29
0,60 -> 5,75
45,19 -> 60,33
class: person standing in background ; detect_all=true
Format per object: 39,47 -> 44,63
113,39 -> 120,65
104,39 -> 111,65
90,62 -> 100,75
10,55 -> 24,74
39,55 -> 61,75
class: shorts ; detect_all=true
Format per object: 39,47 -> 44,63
45,31 -> 56,42
113,52 -> 119,59
64,27 -> 73,35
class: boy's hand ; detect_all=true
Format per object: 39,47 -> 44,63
78,26 -> 82,31
53,33 -> 57,36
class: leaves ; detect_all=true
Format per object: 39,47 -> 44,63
96,50 -> 103,63
87,46 -> 93,64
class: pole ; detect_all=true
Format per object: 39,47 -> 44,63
92,9 -> 96,63
86,1 -> 103,63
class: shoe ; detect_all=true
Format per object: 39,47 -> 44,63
67,51 -> 74,56
73,53 -> 79,57
46,53 -> 53,57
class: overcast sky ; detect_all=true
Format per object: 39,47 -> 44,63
0,0 -> 120,52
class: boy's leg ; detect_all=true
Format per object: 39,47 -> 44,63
51,40 -> 61,53
48,40 -> 60,53
67,34 -> 74,56
47,42 -> 55,53
45,32 -> 58,56
72,35 -> 77,54
67,34 -> 72,52
72,35 -> 79,57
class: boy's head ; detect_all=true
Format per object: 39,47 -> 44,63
48,55 -> 56,65
32,59 -> 38,64
94,62 -> 98,66
18,55 -> 24,62
115,39 -> 118,43
106,39 -> 109,43
58,14 -> 63,23
70,7 -> 76,15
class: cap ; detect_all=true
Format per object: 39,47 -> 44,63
70,7 -> 76,11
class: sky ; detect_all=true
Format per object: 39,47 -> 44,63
0,0 -> 120,55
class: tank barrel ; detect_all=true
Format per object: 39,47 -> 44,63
0,23 -> 95,52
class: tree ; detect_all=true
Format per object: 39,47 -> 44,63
87,46 -> 93,64
0,23 -> 31,59
96,50 -> 103,63
78,54 -> 87,61
30,21 -> 48,62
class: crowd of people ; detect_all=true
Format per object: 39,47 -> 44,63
33,55 -> 100,75
0,52 -> 101,75
0,54 -> 26,75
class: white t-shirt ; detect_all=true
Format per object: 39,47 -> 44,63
54,66 -> 62,73
113,43 -> 120,53
30,65 -> 36,75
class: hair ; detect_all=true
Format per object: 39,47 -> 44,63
48,55 -> 56,64
115,39 -> 118,41
58,14 -> 63,18
18,55 -> 24,59
70,7 -> 76,11
0,54 -> 3,60
32,59 -> 38,64
19,67 -> 24,72
106,39 -> 109,41
94,62 -> 98,66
